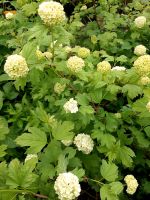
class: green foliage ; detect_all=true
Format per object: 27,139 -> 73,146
0,0 -> 150,199
15,127 -> 47,153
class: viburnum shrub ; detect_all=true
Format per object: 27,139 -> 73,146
0,0 -> 150,200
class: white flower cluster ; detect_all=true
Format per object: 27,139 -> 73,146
67,56 -> 85,73
77,47 -> 90,58
140,76 -> 150,85
54,172 -> 81,200
111,66 -> 126,71
97,61 -> 111,73
124,175 -> 138,195
4,54 -> 29,79
133,55 -> 150,76
61,140 -> 73,146
134,16 -> 146,28
64,98 -> 78,113
74,133 -> 94,154
114,113 -> 122,119
64,46 -> 72,53
54,82 -> 66,94
38,1 -> 66,26
134,45 -> 146,56
36,47 -> 52,60
25,154 -> 38,162
146,101 -> 150,112
5,12 -> 14,20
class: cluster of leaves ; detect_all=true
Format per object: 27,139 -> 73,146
0,0 -> 150,200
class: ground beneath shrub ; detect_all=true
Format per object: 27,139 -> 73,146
78,182 -> 99,200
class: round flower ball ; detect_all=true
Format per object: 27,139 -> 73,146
54,82 -> 66,94
38,1 -> 66,26
97,61 -> 111,73
111,66 -> 126,71
5,12 -> 14,20
4,54 -> 29,79
140,76 -> 150,85
134,16 -> 146,28
54,172 -> 81,200
133,55 -> 150,76
64,98 -> 78,113
124,175 -> 138,195
77,47 -> 90,58
67,56 -> 85,73
146,101 -> 150,112
74,133 -> 94,154
134,45 -> 146,56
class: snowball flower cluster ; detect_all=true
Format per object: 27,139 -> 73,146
74,133 -> 94,154
133,55 -> 150,76
25,154 -> 38,162
77,47 -> 90,58
4,54 -> 29,79
140,76 -> 150,85
54,172 -> 81,200
134,16 -> 146,28
36,47 -> 52,60
67,56 -> 85,73
146,101 -> 150,112
97,61 -> 111,73
54,82 -> 66,94
38,1 -> 66,26
61,140 -> 72,146
124,175 -> 138,195
5,12 -> 14,20
134,45 -> 146,56
64,98 -> 78,113
114,113 -> 122,119
64,46 -> 72,53
111,66 -> 126,71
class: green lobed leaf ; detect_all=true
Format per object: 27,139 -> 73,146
52,121 -> 74,140
100,160 -> 118,182
15,127 -> 47,153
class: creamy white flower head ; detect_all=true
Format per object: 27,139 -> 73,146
124,175 -> 138,195
65,46 -> 72,53
64,98 -> 78,113
43,52 -> 53,60
80,5 -> 87,11
54,82 -> 66,94
25,154 -> 38,162
140,76 -> 150,85
146,101 -> 150,112
134,45 -> 146,56
54,172 -> 81,200
5,12 -> 14,20
114,113 -> 121,119
77,47 -> 90,58
134,16 -> 146,28
97,61 -> 111,73
38,1 -> 66,26
36,47 -> 44,60
133,55 -> 150,76
111,66 -> 126,71
61,140 -> 73,146
74,133 -> 94,154
4,54 -> 29,79
67,56 -> 85,73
